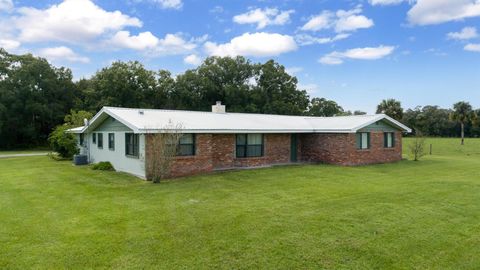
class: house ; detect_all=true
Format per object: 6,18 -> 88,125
69,102 -> 411,179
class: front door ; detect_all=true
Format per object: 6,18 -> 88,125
290,134 -> 297,162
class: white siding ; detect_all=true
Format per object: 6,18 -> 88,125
87,132 -> 146,178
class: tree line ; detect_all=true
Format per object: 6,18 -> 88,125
0,48 -> 477,149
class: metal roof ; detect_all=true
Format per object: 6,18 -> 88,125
68,106 -> 412,134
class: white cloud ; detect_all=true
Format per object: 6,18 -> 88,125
464,43 -> 480,52
109,31 -> 159,50
301,6 -> 373,33
300,11 -> 333,31
298,83 -> 320,96
183,54 -> 202,65
14,0 -> 142,43
233,8 -> 294,29
447,27 -> 478,40
285,66 -> 303,75
0,0 -> 13,12
369,0 -> 406,6
319,45 -> 395,65
152,0 -> 182,9
295,33 -> 350,46
408,0 -> 480,25
38,46 -> 90,63
204,32 -> 297,57
0,39 -> 20,50
151,33 -> 199,55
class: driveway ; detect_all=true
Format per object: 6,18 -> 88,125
0,153 -> 49,158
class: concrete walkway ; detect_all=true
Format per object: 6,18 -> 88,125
0,153 -> 49,158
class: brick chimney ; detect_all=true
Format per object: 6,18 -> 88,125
212,101 -> 226,113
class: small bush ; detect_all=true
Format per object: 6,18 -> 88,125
92,161 -> 115,171
48,125 -> 78,159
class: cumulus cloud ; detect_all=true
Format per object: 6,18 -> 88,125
0,39 -> 20,50
14,0 -> 142,43
369,0 -> 407,6
464,43 -> 480,52
447,27 -> 478,40
319,45 -> 395,65
295,33 -> 350,46
233,8 -> 294,29
0,0 -> 13,12
183,54 -> 202,65
204,32 -> 297,57
408,0 -> 480,25
109,31 -> 159,50
152,0 -> 182,9
38,46 -> 90,63
301,6 -> 373,33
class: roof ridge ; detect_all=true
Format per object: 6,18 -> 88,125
104,106 -> 381,119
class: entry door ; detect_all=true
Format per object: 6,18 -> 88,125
290,134 -> 297,162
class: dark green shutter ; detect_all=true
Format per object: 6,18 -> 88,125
384,132 -> 388,148
356,133 -> 361,149
392,132 -> 395,147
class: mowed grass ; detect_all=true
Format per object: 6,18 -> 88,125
1,138 -> 480,269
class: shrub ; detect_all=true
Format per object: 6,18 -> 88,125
409,135 -> 426,161
48,125 -> 78,159
92,162 -> 115,171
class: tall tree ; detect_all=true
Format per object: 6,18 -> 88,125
0,49 -> 77,148
252,60 -> 309,115
451,101 -> 476,145
307,98 -> 344,116
376,99 -> 403,121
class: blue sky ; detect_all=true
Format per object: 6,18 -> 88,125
1,0 -> 480,113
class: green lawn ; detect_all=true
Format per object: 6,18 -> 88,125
1,138 -> 480,269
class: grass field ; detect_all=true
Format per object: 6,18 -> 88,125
1,138 -> 479,269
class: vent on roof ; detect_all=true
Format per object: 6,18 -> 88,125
138,110 -> 144,115
212,101 -> 226,113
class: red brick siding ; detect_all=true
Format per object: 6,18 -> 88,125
300,131 -> 402,165
146,131 -> 403,178
145,134 -> 214,178
214,134 -> 292,169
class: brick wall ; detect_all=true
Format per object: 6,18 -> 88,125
300,131 -> 402,165
145,134 -> 214,178
215,134 -> 291,169
146,131 -> 403,178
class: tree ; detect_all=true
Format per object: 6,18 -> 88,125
145,121 -> 183,182
48,125 -> 78,159
307,98 -> 344,116
376,99 -> 403,121
0,49 -> 78,148
451,101 -> 476,145
408,135 -> 426,161
64,110 -> 93,126
252,60 -> 309,115
83,61 -> 158,111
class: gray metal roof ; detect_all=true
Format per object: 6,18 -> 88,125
69,106 -> 412,134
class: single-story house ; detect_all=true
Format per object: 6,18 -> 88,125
69,102 -> 411,178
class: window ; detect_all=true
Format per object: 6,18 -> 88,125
384,132 -> 395,148
97,133 -> 103,148
125,133 -> 139,157
236,134 -> 264,158
177,134 -> 195,156
356,132 -> 370,149
79,134 -> 84,146
92,133 -> 96,144
108,133 -> 115,150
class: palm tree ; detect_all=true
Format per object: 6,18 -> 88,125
451,101 -> 476,145
376,99 -> 403,121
